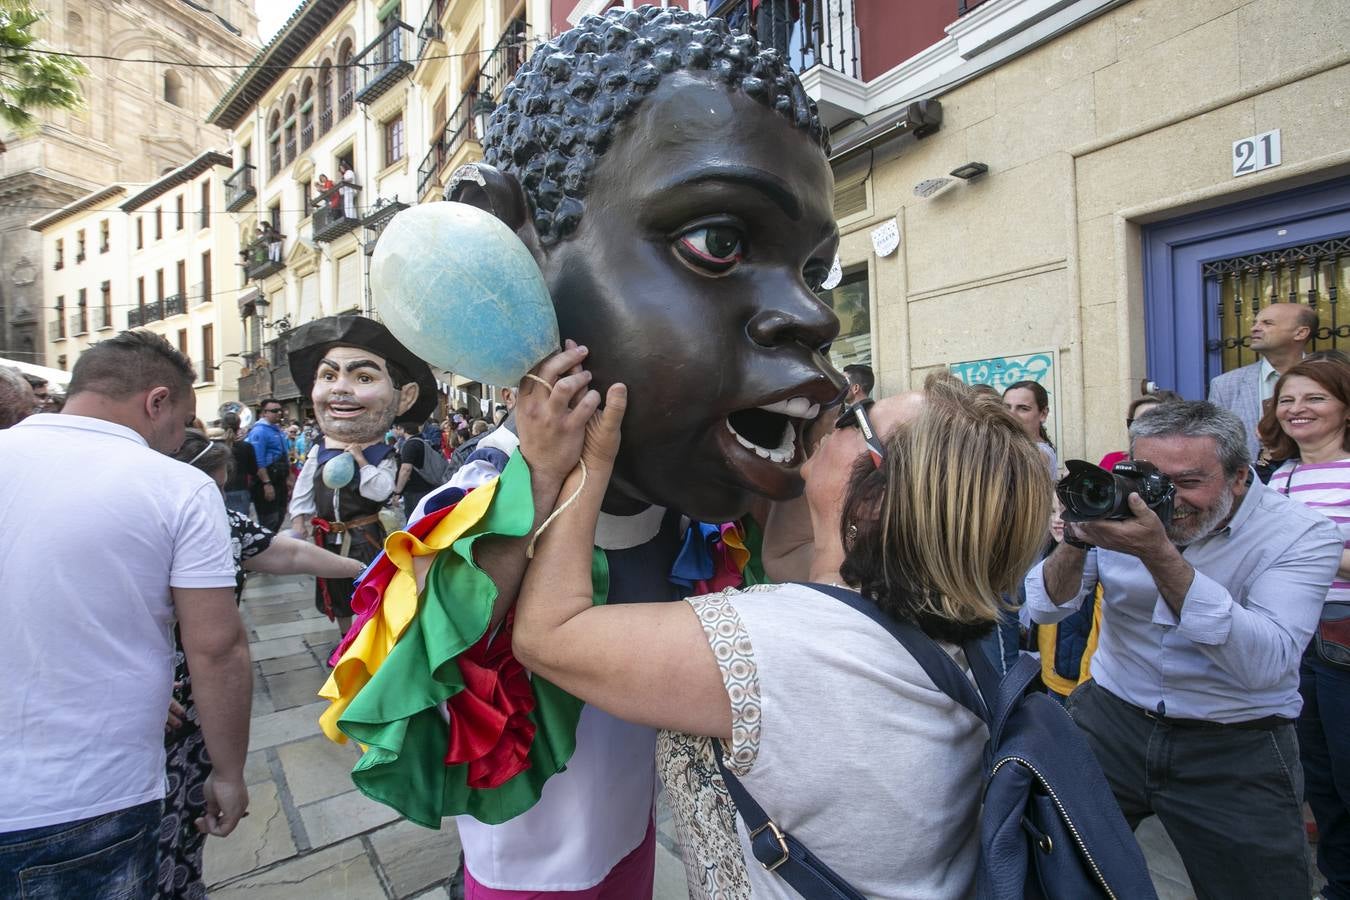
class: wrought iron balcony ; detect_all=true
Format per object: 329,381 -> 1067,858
127,307 -> 141,328
49,319 -> 65,341
338,87 -> 353,120
312,181 -> 362,242
443,87 -> 480,160
284,136 -> 297,162
75,251 -> 86,263
362,197 -> 409,256
301,122 -> 314,150
133,300 -> 165,325
417,0 -> 445,61
95,306 -> 112,330
319,107 -> 333,136
417,136 -> 447,198
709,0 -> 859,80
269,150 -> 282,180
354,20 -> 414,105
71,310 -> 87,336
164,293 -> 187,318
243,236 -> 286,281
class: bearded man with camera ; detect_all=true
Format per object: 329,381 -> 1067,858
1027,400 -> 1341,899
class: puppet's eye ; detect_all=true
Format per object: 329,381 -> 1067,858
675,225 -> 744,274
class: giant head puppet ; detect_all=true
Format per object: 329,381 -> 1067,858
444,5 -> 843,522
289,315 -> 437,445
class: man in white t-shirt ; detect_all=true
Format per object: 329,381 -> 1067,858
0,330 -> 252,900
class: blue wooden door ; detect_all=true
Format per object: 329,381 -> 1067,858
1143,178 -> 1350,399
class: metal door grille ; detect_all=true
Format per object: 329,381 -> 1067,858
1204,234 -> 1350,372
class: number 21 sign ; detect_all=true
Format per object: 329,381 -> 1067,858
1233,129 -> 1281,178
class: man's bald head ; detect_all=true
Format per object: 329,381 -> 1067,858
1251,302 -> 1318,355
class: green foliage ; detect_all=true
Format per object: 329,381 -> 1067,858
0,0 -> 88,133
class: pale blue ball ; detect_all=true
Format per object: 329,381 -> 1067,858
370,202 -> 559,386
322,451 -> 356,489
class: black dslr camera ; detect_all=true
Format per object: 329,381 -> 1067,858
1056,459 -> 1175,526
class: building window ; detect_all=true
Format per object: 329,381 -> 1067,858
100,280 -> 112,328
163,70 -> 184,107
55,295 -> 65,338
201,324 -> 214,380
100,219 -> 109,253
201,250 -> 212,304
384,114 -> 405,167
136,219 -> 143,249
300,78 -> 314,149
268,203 -> 281,231
177,328 -> 188,356
175,196 -> 184,231
76,229 -> 85,262
318,61 -> 333,135
268,110 -> 282,179
54,238 -> 63,270
155,207 -> 163,240
57,354 -> 67,371
284,96 -> 297,163
200,180 -> 210,228
176,259 -> 186,298
137,276 -> 145,309
76,288 -> 87,333
156,269 -> 165,302
816,268 -> 871,372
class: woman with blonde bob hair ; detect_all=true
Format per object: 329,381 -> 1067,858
512,370 -> 1051,899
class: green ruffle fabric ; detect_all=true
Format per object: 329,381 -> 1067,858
337,453 -> 610,828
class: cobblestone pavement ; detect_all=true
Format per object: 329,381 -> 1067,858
206,572 -> 1319,899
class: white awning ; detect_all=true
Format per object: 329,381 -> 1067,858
0,357 -> 72,389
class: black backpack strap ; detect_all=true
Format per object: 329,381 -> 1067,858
804,582 -> 989,723
711,742 -> 866,900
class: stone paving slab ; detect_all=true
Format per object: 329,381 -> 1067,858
266,666 -> 329,710
210,838 -> 383,899
248,700 -> 328,752
368,819 -> 463,898
300,789 -> 403,849
202,780 -> 298,887
277,734 -> 363,807
260,649 -> 323,676
249,635 -> 312,661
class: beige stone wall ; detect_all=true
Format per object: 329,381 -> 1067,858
850,0 -> 1350,462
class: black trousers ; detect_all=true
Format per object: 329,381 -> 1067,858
252,459 -> 290,531
1068,679 -> 1310,900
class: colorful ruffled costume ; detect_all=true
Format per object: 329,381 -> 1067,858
318,436 -> 764,889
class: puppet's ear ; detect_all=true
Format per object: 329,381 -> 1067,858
445,163 -> 540,258
395,381 -> 419,416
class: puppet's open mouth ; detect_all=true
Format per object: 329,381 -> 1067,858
725,397 -> 821,465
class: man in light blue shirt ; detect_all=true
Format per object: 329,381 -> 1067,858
246,398 -> 290,530
1026,401 -> 1340,900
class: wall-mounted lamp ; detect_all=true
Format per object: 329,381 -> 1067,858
949,162 -> 989,180
265,315 -> 291,332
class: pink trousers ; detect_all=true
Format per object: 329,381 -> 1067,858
463,818 -> 657,900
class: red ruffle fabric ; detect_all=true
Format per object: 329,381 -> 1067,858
444,613 -> 537,790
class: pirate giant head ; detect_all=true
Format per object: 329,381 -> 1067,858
454,6 -> 843,521
288,316 -> 438,445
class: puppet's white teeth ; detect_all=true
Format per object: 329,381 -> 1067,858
726,419 -> 795,464
758,397 -> 820,419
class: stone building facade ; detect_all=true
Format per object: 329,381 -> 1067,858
0,0 -> 259,365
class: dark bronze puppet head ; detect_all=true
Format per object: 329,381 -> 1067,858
453,5 -> 844,521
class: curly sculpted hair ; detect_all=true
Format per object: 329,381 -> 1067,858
481,4 -> 829,246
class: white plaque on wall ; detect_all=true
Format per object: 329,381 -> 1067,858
870,218 -> 899,257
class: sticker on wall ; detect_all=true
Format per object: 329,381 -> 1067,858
870,219 -> 899,257
820,255 -> 843,290
949,350 -> 1062,455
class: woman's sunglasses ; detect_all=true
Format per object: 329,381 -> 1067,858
835,399 -> 885,468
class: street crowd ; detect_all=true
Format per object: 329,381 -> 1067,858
0,5 -> 1347,899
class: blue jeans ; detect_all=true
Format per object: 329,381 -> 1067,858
0,800 -> 161,899
1300,653 -> 1350,900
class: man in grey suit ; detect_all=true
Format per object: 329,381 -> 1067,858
1207,302 -> 1316,461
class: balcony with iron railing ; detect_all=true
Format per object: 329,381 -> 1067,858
243,237 -> 286,281
318,106 -> 333,136
284,136 -> 297,163
70,309 -> 88,336
362,197 -> 409,256
417,135 -> 448,199
354,20 -> 415,105
128,300 -> 165,327
442,19 -> 527,168
49,318 -> 65,341
225,165 -> 256,211
338,86 -> 354,120
301,122 -> 314,150
75,250 -> 86,264
95,305 -> 112,330
313,181 -> 362,242
269,149 -> 282,180
164,293 -> 187,318
708,0 -> 860,80
417,0 -> 446,63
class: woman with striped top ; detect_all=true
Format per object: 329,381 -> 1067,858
1259,357 -> 1350,900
